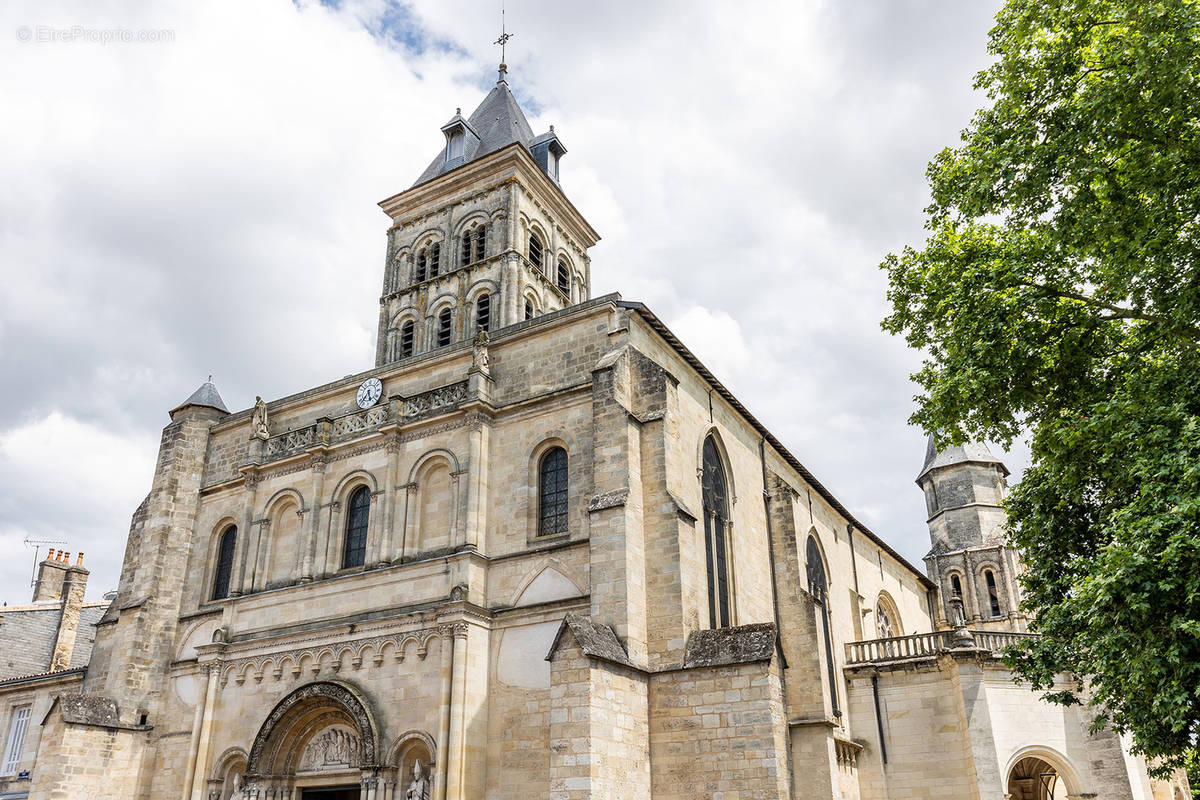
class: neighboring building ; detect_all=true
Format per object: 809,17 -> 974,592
1,61 -> 1192,800
0,552 -> 106,798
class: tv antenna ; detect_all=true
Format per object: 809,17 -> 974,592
24,534 -> 69,588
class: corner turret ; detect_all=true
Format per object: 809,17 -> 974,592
918,434 -> 1026,632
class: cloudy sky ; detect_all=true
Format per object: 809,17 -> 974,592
0,0 -> 1021,602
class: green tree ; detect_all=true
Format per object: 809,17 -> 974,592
881,0 -> 1200,770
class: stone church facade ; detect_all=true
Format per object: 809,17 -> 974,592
0,65 -> 1193,800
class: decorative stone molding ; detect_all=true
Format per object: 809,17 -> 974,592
219,629 -> 442,688
588,488 -> 629,513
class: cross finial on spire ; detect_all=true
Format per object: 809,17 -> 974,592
494,1 -> 513,82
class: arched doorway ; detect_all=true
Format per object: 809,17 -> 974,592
244,681 -> 380,798
1007,755 -> 1067,800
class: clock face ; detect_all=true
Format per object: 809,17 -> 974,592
356,377 -> 383,409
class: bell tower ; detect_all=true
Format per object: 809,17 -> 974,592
917,435 -> 1027,632
373,63 -> 600,367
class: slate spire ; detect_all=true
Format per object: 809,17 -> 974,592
169,376 -> 229,416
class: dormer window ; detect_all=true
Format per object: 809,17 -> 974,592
440,110 -> 477,171
447,131 -> 465,163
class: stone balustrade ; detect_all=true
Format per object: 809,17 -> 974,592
845,629 -> 1038,666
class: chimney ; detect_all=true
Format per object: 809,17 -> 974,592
49,553 -> 89,672
32,549 -> 70,603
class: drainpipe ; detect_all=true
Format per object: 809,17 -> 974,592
760,436 -> 795,800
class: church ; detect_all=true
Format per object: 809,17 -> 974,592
0,58 -> 1192,800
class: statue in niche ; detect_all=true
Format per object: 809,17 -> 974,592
405,759 -> 430,800
251,396 -> 270,440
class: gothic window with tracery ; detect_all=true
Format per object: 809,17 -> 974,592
556,258 -> 570,295
984,570 -> 1002,617
399,320 -> 415,358
476,293 -> 491,332
807,535 -> 841,716
876,594 -> 901,639
211,525 -> 237,600
437,308 -> 453,346
702,436 -> 732,629
343,486 -> 370,569
529,233 -> 543,270
538,447 -> 568,536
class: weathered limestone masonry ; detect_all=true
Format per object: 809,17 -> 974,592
9,59 -> 1193,800
31,397 -> 223,800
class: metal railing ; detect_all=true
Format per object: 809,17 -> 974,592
845,629 -> 1038,665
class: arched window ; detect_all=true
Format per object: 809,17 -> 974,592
538,447 -> 568,536
415,250 -> 428,283
702,436 -> 732,629
475,293 -> 491,332
806,536 -> 840,716
528,233 -> 543,269
211,525 -> 237,600
460,232 -> 472,266
462,225 -> 487,266
399,320 -> 415,358
984,570 -> 1002,617
429,243 -> 441,278
524,298 -> 535,320
437,308 -> 453,346
556,258 -> 570,294
474,225 -> 487,261
950,573 -> 963,598
343,486 -> 370,569
876,594 -> 902,639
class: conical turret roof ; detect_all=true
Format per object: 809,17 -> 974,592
916,433 -> 1008,483
169,378 -> 229,416
410,68 -> 541,188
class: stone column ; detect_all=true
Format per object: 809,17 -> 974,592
463,416 -> 488,553
435,627 -> 453,800
450,470 -> 464,549
444,623 -> 469,800
301,454 -> 329,582
232,474 -> 261,596
324,500 -> 344,575
376,436 -> 402,566
399,484 -> 417,562
182,663 -> 220,800
251,519 -> 272,593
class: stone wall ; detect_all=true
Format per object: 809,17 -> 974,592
648,658 -> 789,799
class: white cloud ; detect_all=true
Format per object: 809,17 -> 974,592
0,412 -> 156,602
0,0 -> 1028,598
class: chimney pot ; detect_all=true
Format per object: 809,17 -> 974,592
77,552 -> 84,565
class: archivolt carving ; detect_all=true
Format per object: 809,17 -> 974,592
246,681 -> 378,774
220,629 -> 442,687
